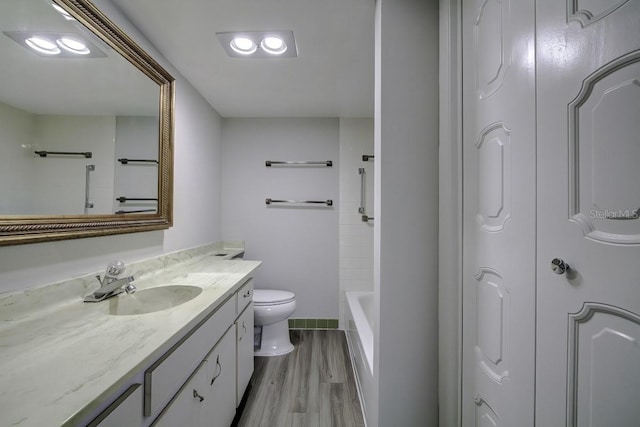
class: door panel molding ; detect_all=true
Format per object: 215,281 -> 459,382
475,267 -> 511,383
474,395 -> 501,426
475,123 -> 512,232
568,50 -> 640,245
474,0 -> 511,99
567,302 -> 640,426
567,0 -> 630,27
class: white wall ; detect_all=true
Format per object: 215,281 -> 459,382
0,106 -> 116,215
33,115 -> 116,215
0,0 -> 223,294
0,102 -> 37,214
338,118 -> 374,328
221,118 -> 339,318
373,0 -> 440,426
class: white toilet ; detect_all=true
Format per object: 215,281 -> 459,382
253,289 -> 296,356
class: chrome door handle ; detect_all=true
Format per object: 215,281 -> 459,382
551,258 -> 569,275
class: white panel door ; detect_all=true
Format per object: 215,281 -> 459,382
536,1 -> 640,425
461,0 -> 536,425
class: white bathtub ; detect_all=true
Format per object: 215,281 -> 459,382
345,291 -> 374,425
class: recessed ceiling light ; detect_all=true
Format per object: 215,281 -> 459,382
216,31 -> 297,58
4,31 -> 106,58
261,36 -> 287,55
25,36 -> 60,55
230,37 -> 257,55
57,37 -> 90,55
51,3 -> 76,21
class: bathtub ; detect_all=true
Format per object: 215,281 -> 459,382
345,291 -> 374,425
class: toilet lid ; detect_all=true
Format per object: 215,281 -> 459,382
253,289 -> 295,305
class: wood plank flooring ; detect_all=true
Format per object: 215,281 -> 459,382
234,330 -> 365,427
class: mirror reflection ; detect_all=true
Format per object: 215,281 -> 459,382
0,0 -> 160,216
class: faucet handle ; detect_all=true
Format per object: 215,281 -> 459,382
106,260 -> 125,277
124,282 -> 137,295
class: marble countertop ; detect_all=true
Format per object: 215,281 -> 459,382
0,245 -> 261,427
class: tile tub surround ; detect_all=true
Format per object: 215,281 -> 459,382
0,243 -> 260,427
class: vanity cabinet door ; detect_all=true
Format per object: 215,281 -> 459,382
202,326 -> 237,427
235,303 -> 254,407
151,360 -> 208,427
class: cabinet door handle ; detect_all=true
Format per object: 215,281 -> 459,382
210,355 -> 222,386
244,290 -> 251,298
193,389 -> 204,402
239,321 -> 247,341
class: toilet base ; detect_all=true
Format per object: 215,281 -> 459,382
254,319 -> 294,356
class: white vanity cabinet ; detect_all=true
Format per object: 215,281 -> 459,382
143,278 -> 254,427
80,276 -> 256,427
152,326 -> 236,427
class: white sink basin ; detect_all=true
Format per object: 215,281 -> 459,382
108,285 -> 202,316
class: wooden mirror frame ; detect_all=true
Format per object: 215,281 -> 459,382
0,0 -> 174,246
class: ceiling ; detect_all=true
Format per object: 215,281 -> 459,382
110,0 -> 375,118
0,0 -> 158,116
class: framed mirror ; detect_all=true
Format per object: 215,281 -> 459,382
0,0 -> 174,245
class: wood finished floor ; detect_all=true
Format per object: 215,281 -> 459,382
234,330 -> 365,427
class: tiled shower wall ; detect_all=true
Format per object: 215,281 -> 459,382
338,118 -> 374,329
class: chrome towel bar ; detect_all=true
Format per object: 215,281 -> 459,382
35,150 -> 92,158
265,160 -> 332,167
115,209 -> 157,214
266,198 -> 333,206
118,158 -> 159,165
116,197 -> 158,203
84,165 -> 95,214
358,168 -> 366,214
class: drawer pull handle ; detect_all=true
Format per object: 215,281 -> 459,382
239,321 -> 247,341
193,389 -> 204,402
210,355 -> 222,386
244,290 -> 251,298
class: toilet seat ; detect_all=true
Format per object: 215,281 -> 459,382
253,289 -> 295,306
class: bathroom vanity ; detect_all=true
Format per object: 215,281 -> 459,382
0,244 -> 259,427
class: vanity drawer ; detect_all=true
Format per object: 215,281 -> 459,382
152,327 -> 236,427
144,296 -> 236,418
87,384 -> 142,427
151,360 -> 207,427
236,278 -> 254,313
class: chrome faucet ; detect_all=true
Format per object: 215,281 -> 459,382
84,260 -> 137,302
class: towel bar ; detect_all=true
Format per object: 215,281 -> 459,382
265,198 -> 333,206
265,160 -> 332,167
